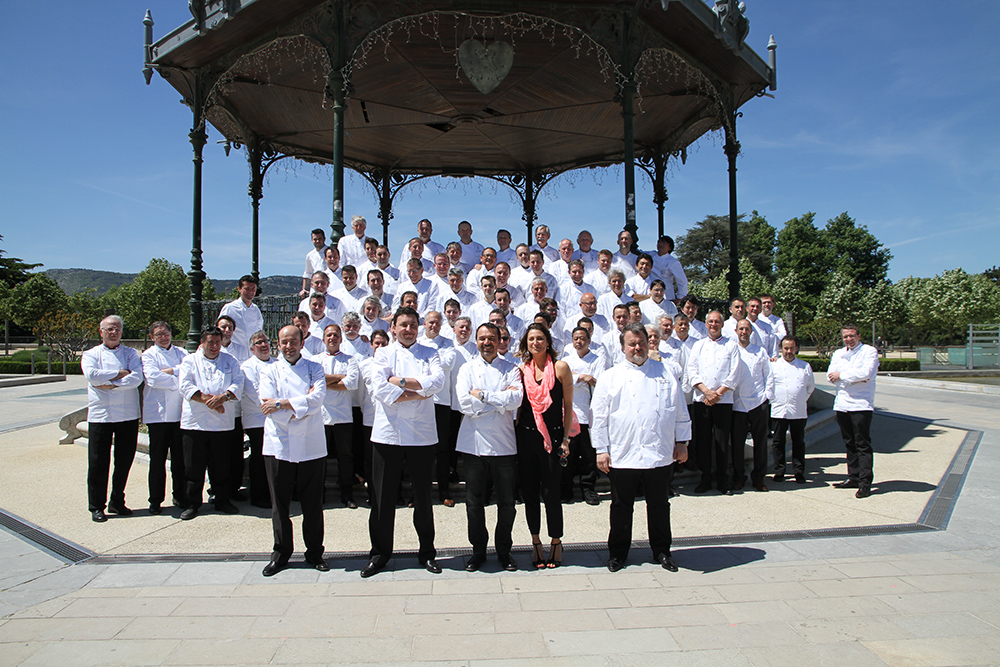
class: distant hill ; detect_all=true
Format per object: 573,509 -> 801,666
46,269 -> 302,298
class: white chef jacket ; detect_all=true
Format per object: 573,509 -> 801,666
82,343 -> 143,423
301,333 -> 326,359
828,342 -> 879,412
597,290 -> 629,324
733,343 -> 775,413
179,349 -> 244,431
687,318 -> 709,340
303,245 -> 328,280
455,354 -> 523,457
259,354 -> 327,463
764,312 -> 788,339
449,340 -> 478,410
687,335 -> 740,405
359,315 -> 389,339
770,356 -> 815,420
219,298 -> 263,351
624,273 -> 652,299
639,297 -> 678,326
298,295 -> 346,326
561,349 -> 605,425
558,280 -> 597,315
396,239 -> 443,268
651,253 -> 688,300
221,341 -> 251,365
391,277 -> 439,316
307,315 -> 337,342
591,357 -> 691,469
529,243 -> 559,265
370,340 -> 445,446
611,251 -> 638,278
419,335 -> 456,407
319,350 -> 359,425
748,316 -> 777,358
337,232 -> 368,270
240,355 -> 274,430
436,287 -> 478,314
333,285 -> 368,314
722,317 -> 764,349
142,343 -> 188,424
572,248 -> 599,273
458,239 -> 485,272
584,268 -> 611,296
359,356 -> 379,427
497,247 -> 517,265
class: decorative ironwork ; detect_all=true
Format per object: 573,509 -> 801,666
711,0 -> 750,52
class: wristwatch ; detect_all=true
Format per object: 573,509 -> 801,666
398,377 -> 406,389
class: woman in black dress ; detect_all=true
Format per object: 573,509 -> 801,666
517,323 -> 575,568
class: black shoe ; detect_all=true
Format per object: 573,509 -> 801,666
344,499 -> 358,509
91,509 -> 107,523
658,553 -> 679,572
308,558 -> 330,572
607,558 -> 625,572
231,490 -> 248,502
106,502 -> 132,516
498,554 -> 518,572
465,554 -> 487,572
215,502 -> 240,514
773,473 -> 785,482
180,508 -> 198,520
148,504 -> 162,515
421,558 -> 442,574
794,474 -> 806,484
583,490 -> 600,506
251,500 -> 272,509
722,488 -> 734,496
753,483 -> 769,492
262,559 -> 285,577
856,486 -> 871,499
360,559 -> 384,578
694,482 -> 712,494
834,480 -> 860,489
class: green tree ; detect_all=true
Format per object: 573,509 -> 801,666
817,270 -> 867,324
984,265 -> 1000,285
895,269 -> 1000,345
774,212 -> 831,304
862,280 -> 908,339
675,213 -> 775,285
822,212 -> 892,288
8,274 -> 69,328
0,234 -> 42,288
115,258 -> 191,335
689,257 -> 772,302
771,270 -> 809,327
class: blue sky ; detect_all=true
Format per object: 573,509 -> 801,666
2,1 -> 998,285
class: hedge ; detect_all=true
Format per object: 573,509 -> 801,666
0,360 -> 82,375
799,356 -> 920,373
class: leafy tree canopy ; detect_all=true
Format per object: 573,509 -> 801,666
8,274 -> 69,328
0,234 -> 42,289
675,212 -> 775,284
113,258 -> 191,335
822,212 -> 892,288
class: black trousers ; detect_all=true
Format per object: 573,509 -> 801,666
243,427 -> 270,506
836,410 -> 874,487
692,402 -> 733,490
562,424 -> 598,496
732,401 -> 769,486
87,420 -> 138,512
433,404 -> 453,500
516,424 -> 564,538
146,421 -> 185,508
325,422 -> 355,502
368,442 -> 436,563
264,455 -> 326,563
772,418 -> 807,477
351,406 -> 366,479
608,464 -> 673,562
229,417 -> 245,494
464,454 -> 518,557
182,429 -> 232,509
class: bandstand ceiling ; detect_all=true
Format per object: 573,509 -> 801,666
150,0 -> 773,176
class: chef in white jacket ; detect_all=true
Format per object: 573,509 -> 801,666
770,336 -> 815,484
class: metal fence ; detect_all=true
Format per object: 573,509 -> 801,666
203,295 -> 303,341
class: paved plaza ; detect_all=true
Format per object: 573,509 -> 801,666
1,374 -> 998,666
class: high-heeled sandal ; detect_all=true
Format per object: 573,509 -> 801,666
547,540 -> 562,568
531,540 -> 546,569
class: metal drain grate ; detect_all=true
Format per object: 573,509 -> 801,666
919,429 -> 982,529
0,509 -> 93,563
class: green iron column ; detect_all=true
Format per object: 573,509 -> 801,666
328,2 -> 346,246
248,139 -> 263,283
522,169 -> 536,245
724,105 -> 742,301
622,76 -> 638,250
186,77 -> 207,352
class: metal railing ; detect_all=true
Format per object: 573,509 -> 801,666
203,295 -> 303,341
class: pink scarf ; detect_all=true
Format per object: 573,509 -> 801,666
523,357 -> 557,452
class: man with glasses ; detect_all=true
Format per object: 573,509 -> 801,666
83,315 -> 143,522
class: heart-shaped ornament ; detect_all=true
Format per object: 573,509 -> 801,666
458,39 -> 513,95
